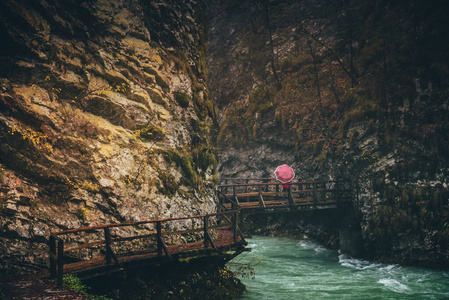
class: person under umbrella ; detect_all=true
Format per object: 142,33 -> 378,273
274,164 -> 295,201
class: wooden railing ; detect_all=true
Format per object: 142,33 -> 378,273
218,179 -> 352,210
49,210 -> 244,288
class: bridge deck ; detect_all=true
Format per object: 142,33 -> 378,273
49,211 -> 247,288
218,179 -> 353,212
63,228 -> 243,276
222,198 -> 343,210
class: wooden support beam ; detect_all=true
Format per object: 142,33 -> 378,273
232,187 -> 240,205
313,183 -> 321,204
104,227 -> 121,267
156,221 -> 170,257
204,216 -> 209,249
224,179 -> 228,194
245,179 -> 249,202
258,185 -> 266,208
233,186 -> 240,210
104,227 -> 112,265
156,221 -> 163,257
204,216 -> 217,251
57,239 -> 64,289
233,212 -> 239,243
49,235 -> 56,278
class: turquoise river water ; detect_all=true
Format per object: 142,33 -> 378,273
228,236 -> 449,300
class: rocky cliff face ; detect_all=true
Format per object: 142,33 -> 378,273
1,0 -> 448,272
206,0 -> 449,266
0,0 -> 217,270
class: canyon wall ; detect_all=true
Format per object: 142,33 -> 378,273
206,0 -> 449,267
0,0 -> 217,270
1,0 -> 449,271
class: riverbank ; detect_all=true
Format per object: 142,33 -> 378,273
1,271 -> 89,300
1,264 -> 245,300
84,262 -> 245,299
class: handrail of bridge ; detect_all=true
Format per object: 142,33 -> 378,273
49,210 -> 244,289
220,178 -> 346,184
217,179 -> 352,209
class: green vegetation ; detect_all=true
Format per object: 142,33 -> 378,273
63,274 -> 112,300
175,92 -> 190,108
133,123 -> 165,142
155,168 -> 179,196
156,145 -> 218,196
76,207 -> 90,220
163,148 -> 198,188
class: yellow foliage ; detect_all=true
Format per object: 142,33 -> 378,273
67,179 -> 100,192
76,207 -> 90,220
219,267 -> 232,279
9,121 -> 53,153
80,181 -> 101,192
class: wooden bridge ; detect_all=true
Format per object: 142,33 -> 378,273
218,178 -> 353,213
49,210 -> 246,288
48,178 -> 353,289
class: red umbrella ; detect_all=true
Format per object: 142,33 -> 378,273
274,164 -> 295,183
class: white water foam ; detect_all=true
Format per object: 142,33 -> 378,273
298,240 -> 324,251
338,254 -> 381,270
378,278 -> 412,294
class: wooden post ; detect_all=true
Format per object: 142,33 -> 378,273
203,215 -> 217,250
336,181 -> 341,204
217,189 -> 221,208
245,179 -> 249,202
233,211 -> 239,243
203,216 -> 209,248
224,179 -> 228,194
49,235 -> 56,278
232,186 -> 240,210
276,184 -> 279,200
57,238 -> 64,289
104,227 -> 112,265
313,182 -> 319,204
156,221 -> 162,256
258,185 -> 266,208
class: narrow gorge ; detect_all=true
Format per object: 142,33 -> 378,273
1,0 -> 449,298
206,0 -> 449,267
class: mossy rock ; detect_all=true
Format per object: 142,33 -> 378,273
134,123 -> 165,141
175,92 -> 190,108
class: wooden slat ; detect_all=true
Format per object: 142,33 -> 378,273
64,256 -> 107,273
64,240 -> 105,253
113,233 -> 156,243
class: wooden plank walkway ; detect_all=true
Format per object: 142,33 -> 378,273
49,210 -> 247,288
47,178 -> 353,290
218,178 -> 352,212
